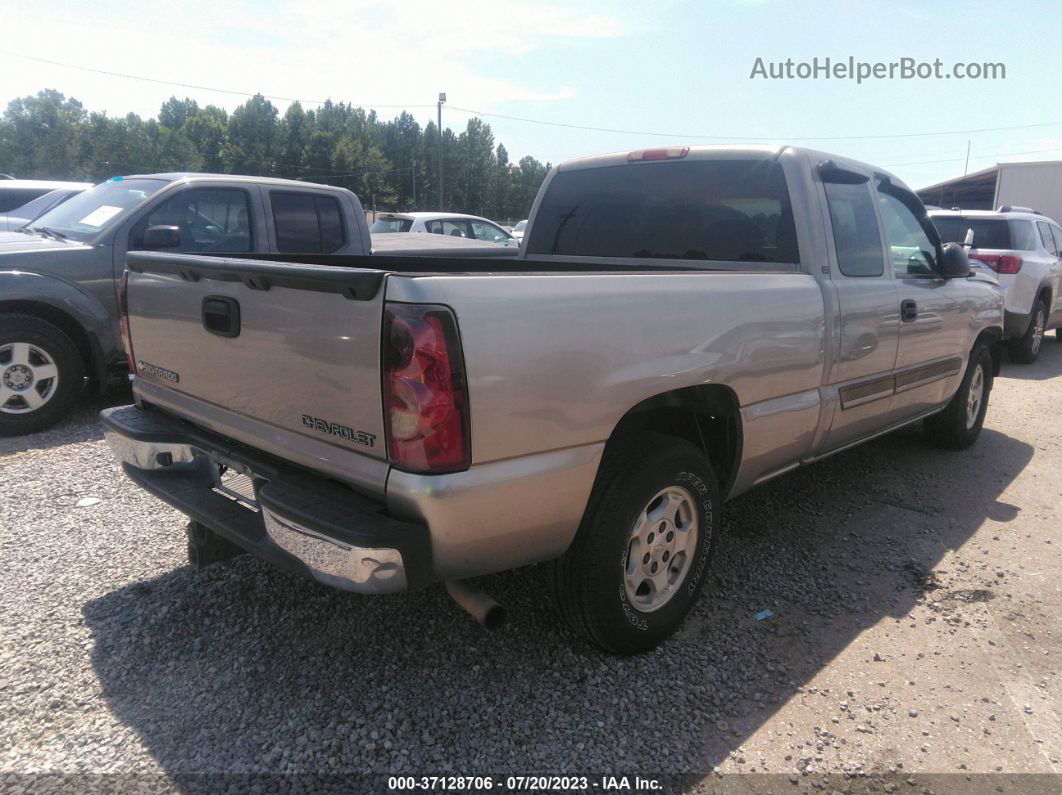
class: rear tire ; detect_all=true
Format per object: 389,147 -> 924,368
547,431 -> 719,655
1008,299 -> 1047,363
0,315 -> 84,437
924,345 -> 993,450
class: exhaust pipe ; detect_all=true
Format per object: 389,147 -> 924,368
445,580 -> 507,630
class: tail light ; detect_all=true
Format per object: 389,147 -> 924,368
117,270 -> 136,373
382,303 -> 470,473
972,253 -> 1023,274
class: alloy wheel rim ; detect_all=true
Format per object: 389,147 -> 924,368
1031,310 -> 1045,356
0,342 -> 60,414
623,486 -> 699,613
965,363 -> 984,430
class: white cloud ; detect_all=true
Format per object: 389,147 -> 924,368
0,0 -> 632,123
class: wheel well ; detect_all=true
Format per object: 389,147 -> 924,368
609,385 -> 742,497
0,300 -> 98,384
975,326 -> 1003,376
1037,285 -> 1052,311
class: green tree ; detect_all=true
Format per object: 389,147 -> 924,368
223,94 -> 278,175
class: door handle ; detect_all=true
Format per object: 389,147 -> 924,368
202,296 -> 241,337
900,299 -> 918,322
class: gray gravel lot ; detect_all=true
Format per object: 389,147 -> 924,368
1,344 -> 1060,792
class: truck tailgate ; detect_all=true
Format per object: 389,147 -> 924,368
124,253 -> 389,488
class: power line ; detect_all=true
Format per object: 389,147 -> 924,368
0,49 -> 433,111
447,104 -> 1062,143
5,46 -> 1062,150
884,145 -> 1062,168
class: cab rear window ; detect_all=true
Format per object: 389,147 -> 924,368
525,159 -> 799,263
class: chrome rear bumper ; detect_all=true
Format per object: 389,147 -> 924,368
101,405 -> 432,594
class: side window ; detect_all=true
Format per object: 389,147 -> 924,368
271,191 -> 347,253
1051,226 -> 1062,257
824,181 -> 884,277
133,188 -> 252,252
1036,221 -> 1056,253
426,219 -> 471,238
470,220 -> 509,244
876,185 -> 938,276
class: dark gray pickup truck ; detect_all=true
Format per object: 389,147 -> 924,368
0,173 -> 513,435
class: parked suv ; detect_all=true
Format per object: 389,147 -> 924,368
931,207 -> 1062,362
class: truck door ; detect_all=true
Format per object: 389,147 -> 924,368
876,180 -> 967,421
818,170 -> 900,453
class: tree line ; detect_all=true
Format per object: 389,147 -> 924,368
0,89 -> 552,221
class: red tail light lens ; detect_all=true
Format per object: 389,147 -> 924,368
382,303 -> 470,473
627,147 -> 689,162
117,270 -> 136,373
972,253 -> 1023,274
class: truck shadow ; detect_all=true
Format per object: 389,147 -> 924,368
999,335 -> 1062,381
82,424 -> 1033,777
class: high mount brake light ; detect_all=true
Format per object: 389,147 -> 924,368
117,270 -> 136,373
627,147 -> 690,162
382,303 -> 470,474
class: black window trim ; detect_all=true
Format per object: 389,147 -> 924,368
269,189 -> 348,254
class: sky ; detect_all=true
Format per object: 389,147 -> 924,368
3,0 -> 1062,190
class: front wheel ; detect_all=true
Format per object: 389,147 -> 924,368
924,345 -> 993,450
0,315 -> 84,437
547,432 -> 719,655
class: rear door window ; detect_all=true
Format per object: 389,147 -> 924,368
271,191 -> 346,253
525,159 -> 799,263
824,181 -> 884,277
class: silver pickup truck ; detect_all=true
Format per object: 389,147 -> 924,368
102,146 -> 1004,654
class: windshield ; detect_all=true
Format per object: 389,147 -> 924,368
370,217 -> 413,233
513,220 -> 527,232
29,178 -> 170,242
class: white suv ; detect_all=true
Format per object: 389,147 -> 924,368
931,207 -> 1062,362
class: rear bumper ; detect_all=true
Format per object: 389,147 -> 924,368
100,405 -> 432,593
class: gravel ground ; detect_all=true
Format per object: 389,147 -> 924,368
1,343 -> 1060,793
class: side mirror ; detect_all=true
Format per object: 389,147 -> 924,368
142,225 -> 180,249
940,242 -> 971,279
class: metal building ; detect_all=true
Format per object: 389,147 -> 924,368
916,161 -> 1062,223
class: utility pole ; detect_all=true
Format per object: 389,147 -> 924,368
963,140 -> 971,177
412,154 -> 416,207
437,92 -> 446,209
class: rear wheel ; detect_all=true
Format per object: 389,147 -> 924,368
924,345 -> 993,450
0,315 -> 84,437
1008,299 -> 1047,363
547,431 -> 719,655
